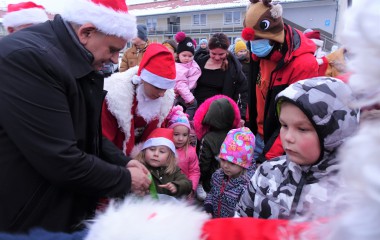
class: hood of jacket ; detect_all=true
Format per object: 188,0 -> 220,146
275,77 -> 359,175
193,95 -> 241,140
281,24 -> 317,65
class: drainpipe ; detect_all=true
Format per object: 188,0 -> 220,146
332,0 -> 339,40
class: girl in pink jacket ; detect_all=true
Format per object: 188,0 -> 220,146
174,32 -> 201,120
167,105 -> 200,199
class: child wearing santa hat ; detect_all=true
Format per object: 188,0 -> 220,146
204,127 -> 256,218
3,1 -> 49,34
102,43 -> 176,157
134,128 -> 192,198
166,105 -> 200,199
174,32 -> 201,120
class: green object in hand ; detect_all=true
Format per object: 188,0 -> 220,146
148,174 -> 158,200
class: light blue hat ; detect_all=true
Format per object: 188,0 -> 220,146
199,39 -> 208,45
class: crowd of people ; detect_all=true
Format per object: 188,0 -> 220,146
0,0 -> 379,239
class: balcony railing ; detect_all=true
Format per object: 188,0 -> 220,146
148,23 -> 244,36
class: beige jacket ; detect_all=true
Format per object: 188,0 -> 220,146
119,42 -> 149,72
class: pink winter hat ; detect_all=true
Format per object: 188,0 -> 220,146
218,127 -> 255,169
166,105 -> 191,130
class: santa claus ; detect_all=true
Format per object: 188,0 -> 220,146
102,43 -> 176,156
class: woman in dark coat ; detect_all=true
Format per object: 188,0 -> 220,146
194,33 -> 248,122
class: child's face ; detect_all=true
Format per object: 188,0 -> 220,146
178,51 -> 194,64
279,102 -> 321,166
236,49 -> 248,58
200,43 -> 207,49
220,159 -> 244,178
142,81 -> 166,99
173,125 -> 189,148
144,146 -> 170,167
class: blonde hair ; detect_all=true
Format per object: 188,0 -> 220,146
135,147 -> 178,175
173,125 -> 191,159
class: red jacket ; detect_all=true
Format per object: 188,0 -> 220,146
257,24 -> 319,161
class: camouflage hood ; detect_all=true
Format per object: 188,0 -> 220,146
276,77 -> 359,171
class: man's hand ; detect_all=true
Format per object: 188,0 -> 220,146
127,159 -> 149,174
158,182 -> 177,194
128,166 -> 151,196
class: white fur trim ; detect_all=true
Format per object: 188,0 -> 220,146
3,8 -> 48,28
140,68 -> 176,89
312,39 -> 324,48
85,197 -> 209,240
104,66 -> 138,154
131,75 -> 141,85
142,137 -> 176,155
270,4 -> 283,19
104,66 -> 175,154
60,0 -> 137,40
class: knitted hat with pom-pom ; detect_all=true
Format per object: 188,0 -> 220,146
175,32 -> 195,55
166,105 -> 191,130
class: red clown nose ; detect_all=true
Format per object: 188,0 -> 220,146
242,27 -> 255,41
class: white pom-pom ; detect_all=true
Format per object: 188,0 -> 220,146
131,75 -> 141,85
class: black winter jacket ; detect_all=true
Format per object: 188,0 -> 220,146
0,15 -> 131,232
194,53 -> 248,120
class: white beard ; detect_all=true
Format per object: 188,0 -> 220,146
136,84 -> 163,123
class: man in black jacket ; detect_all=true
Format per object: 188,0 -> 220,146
0,0 -> 150,233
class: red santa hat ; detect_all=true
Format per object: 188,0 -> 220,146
2,1 -> 49,29
60,0 -> 136,40
142,128 -> 176,154
132,43 -> 176,89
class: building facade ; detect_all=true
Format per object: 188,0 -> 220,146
129,0 -> 342,50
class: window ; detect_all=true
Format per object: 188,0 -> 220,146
224,11 -> 241,25
193,14 -> 206,26
146,17 -> 157,32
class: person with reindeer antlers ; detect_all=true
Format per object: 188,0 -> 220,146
242,0 -> 319,163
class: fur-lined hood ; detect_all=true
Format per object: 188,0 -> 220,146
193,95 -> 241,140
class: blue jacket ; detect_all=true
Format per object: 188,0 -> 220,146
204,168 -> 254,218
